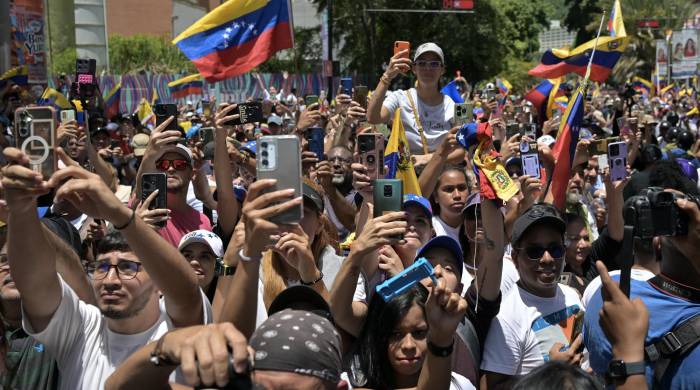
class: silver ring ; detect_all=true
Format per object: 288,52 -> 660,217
20,136 -> 50,166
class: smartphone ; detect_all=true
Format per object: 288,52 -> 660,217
154,103 -> 180,134
75,58 -> 97,98
202,100 -> 212,117
256,135 -> 303,224
373,179 -> 402,217
520,123 -> 537,141
520,140 -> 541,179
141,173 -> 168,227
506,122 -> 520,140
305,95 -> 319,107
199,127 -> 214,145
483,88 -> 497,102
340,77 -> 353,95
394,41 -> 410,60
357,133 -> 385,180
376,258 -> 437,302
588,137 -> 619,156
353,86 -> 369,110
14,107 -> 57,179
227,102 -> 263,126
306,127 -> 325,161
454,103 -> 472,126
608,141 -> 628,182
60,109 -> 75,124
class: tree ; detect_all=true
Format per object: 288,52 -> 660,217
108,34 -> 195,74
563,0 -> 603,46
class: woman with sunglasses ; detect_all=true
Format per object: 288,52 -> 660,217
367,42 -> 463,163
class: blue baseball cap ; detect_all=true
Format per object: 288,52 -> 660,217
241,140 -> 257,156
415,236 -> 463,278
403,194 -> 432,218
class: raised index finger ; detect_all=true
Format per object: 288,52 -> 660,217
595,260 -> 624,302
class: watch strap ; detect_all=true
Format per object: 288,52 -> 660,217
427,339 -> 454,357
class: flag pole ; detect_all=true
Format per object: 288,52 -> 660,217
583,12 -> 607,93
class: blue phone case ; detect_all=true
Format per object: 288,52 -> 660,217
376,258 -> 437,302
308,127 -> 325,161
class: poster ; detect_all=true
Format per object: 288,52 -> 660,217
656,29 -> 700,81
9,0 -> 47,84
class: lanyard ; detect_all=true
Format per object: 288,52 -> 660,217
649,274 -> 700,303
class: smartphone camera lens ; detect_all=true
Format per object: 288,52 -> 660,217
367,155 -> 375,164
262,151 -> 268,157
261,142 -> 268,148
262,159 -> 268,166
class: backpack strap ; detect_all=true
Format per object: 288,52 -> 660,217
404,89 -> 430,155
645,314 -> 700,386
456,318 -> 481,370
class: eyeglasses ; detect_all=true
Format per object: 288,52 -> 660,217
517,244 -> 566,261
155,159 -> 189,171
93,260 -> 142,280
414,60 -> 443,69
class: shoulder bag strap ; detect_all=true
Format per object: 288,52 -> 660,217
645,313 -> 700,387
404,89 -> 430,155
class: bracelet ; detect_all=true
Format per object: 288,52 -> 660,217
113,209 -> 136,230
380,74 -> 392,86
301,270 -> 324,286
427,338 -> 455,357
238,248 -> 261,262
150,332 -> 178,366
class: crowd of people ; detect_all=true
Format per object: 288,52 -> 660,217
0,41 -> 698,390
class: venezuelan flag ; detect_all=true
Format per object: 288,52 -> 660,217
0,65 -> 28,87
631,76 -> 652,95
529,36 -> 629,83
550,86 -> 585,209
137,98 -> 156,127
440,80 -> 464,103
384,109 -> 421,196
38,88 -> 72,110
608,0 -> 627,38
496,78 -> 512,96
104,81 -> 122,119
553,96 -> 568,113
168,74 -> 204,99
524,78 -> 564,122
173,0 -> 294,82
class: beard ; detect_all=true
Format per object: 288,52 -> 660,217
101,285 -> 154,320
566,192 -> 582,205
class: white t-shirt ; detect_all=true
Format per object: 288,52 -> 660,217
383,88 -> 454,154
432,215 -> 461,243
481,284 -> 583,376
23,277 -> 212,390
581,268 -> 654,309
341,371 -> 474,390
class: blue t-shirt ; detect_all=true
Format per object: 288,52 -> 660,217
584,276 -> 700,389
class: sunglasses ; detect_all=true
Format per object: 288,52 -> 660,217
155,159 -> 189,171
518,244 -> 566,261
414,60 -> 443,69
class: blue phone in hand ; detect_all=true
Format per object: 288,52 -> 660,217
376,258 -> 437,302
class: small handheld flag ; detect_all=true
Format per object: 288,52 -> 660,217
384,109 -> 422,196
440,80 -> 464,103
104,81 -> 122,119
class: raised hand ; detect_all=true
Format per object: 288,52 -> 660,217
135,189 -> 169,230
214,103 -> 239,131
297,103 -> 321,131
384,50 -> 412,80
0,148 -> 52,213
240,179 -> 302,258
351,204 -> 406,257
425,265 -> 468,347
273,224 -> 319,283
377,245 -> 404,278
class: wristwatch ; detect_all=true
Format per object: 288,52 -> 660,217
427,339 -> 454,357
607,360 -> 645,380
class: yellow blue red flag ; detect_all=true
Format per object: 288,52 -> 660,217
384,109 -> 421,196
173,0 -> 294,82
529,36 -> 629,83
104,81 -> 122,119
38,88 -> 71,110
0,65 -> 28,87
168,74 -> 204,99
608,0 -> 627,38
551,85 -> 585,209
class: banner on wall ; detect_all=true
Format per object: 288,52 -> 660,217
9,0 -> 47,84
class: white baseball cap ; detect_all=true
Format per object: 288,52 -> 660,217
178,230 -> 224,257
414,42 -> 444,63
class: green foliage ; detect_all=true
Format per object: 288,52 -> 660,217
563,0 -> 603,46
311,0 -> 548,86
256,26 -> 323,73
108,34 -> 195,74
497,58 -> 540,92
50,48 -> 77,76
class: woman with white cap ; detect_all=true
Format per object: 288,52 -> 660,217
367,42 -> 463,162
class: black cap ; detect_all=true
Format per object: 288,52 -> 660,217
303,182 -> 324,213
511,203 -> 566,245
268,285 -> 332,322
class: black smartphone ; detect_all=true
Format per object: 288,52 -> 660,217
373,179 -> 402,217
141,173 -> 168,228
202,100 -> 212,117
340,77 -> 353,95
306,127 -> 325,161
154,103 -> 180,134
199,127 -> 214,145
227,102 -> 263,126
353,86 -> 369,110
75,58 -> 97,98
